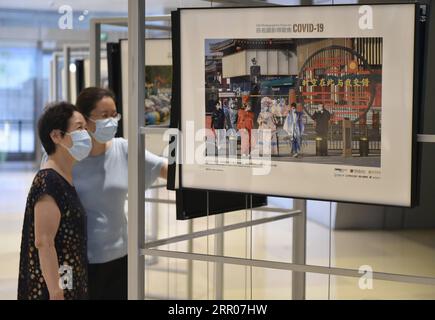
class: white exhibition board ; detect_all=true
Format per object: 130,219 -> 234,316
178,4 -> 419,206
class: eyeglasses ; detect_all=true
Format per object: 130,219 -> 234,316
88,113 -> 122,122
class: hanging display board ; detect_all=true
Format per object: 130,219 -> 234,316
170,3 -> 428,207
120,38 -> 172,139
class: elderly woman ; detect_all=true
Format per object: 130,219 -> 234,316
18,102 -> 91,300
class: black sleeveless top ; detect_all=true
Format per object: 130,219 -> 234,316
18,169 -> 88,300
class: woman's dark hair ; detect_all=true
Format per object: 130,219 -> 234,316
75,87 -> 116,118
38,102 -> 78,155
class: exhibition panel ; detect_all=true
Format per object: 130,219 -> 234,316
134,0 -> 435,301
171,4 -> 425,207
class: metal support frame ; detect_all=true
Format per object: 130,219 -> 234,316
62,43 -> 90,102
62,45 -> 71,102
90,9 -> 173,301
142,208 -> 301,300
144,210 -> 301,249
149,183 -> 167,189
128,0 -> 146,300
187,220 -> 193,300
50,52 -> 62,102
139,134 -> 435,301
144,198 -> 175,204
89,15 -> 170,87
292,199 -> 307,300
141,196 -> 435,289
417,134 -> 435,143
145,188 -> 159,245
142,248 -> 435,287
214,214 -> 224,300
90,21 -> 101,87
125,0 -> 435,301
49,55 -> 56,102
51,49 -> 94,103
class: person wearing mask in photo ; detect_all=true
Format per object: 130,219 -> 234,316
226,98 -> 238,131
284,102 -> 304,158
18,102 -> 91,300
257,97 -> 278,156
225,98 -> 238,156
237,98 -> 255,157
222,99 -> 231,130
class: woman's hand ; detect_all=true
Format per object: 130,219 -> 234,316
159,160 -> 168,180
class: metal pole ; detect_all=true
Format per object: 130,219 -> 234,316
62,45 -> 71,102
53,53 -> 60,101
128,0 -> 145,300
150,188 -> 159,240
142,248 -> 435,287
18,120 -> 22,153
144,211 -> 300,249
215,214 -> 224,300
292,199 -> 306,300
187,220 -> 193,299
90,19 -> 101,87
34,42 -> 44,165
49,58 -> 56,102
417,134 -> 435,143
144,188 -> 159,266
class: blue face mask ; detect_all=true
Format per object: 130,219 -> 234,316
89,115 -> 120,143
62,130 -> 92,161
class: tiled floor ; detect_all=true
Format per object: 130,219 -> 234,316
1,163 -> 435,300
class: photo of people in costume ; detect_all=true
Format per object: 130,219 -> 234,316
205,38 -> 382,167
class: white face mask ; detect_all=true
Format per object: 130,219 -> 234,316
89,115 -> 120,143
61,130 -> 92,161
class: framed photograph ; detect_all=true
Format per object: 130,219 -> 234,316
170,3 -> 427,207
119,38 -> 173,139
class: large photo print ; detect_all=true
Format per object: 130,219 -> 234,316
176,4 -> 422,206
205,37 -> 382,167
